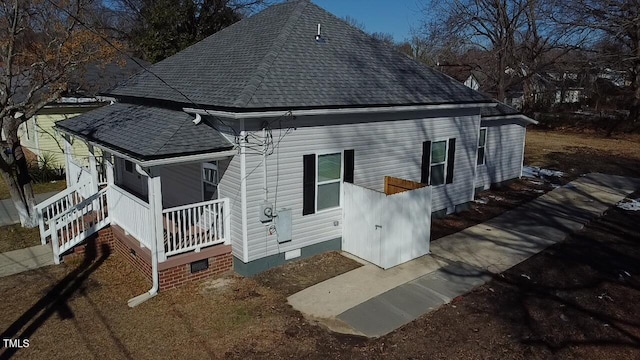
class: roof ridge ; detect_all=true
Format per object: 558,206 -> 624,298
233,0 -> 310,108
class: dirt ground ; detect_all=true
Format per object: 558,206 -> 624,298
1,201 -> 639,359
0,225 -> 41,253
0,180 -> 66,201
1,129 -> 639,359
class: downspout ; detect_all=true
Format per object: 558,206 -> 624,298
263,127 -> 268,202
128,164 -> 159,307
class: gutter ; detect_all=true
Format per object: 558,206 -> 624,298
183,102 -> 498,120
481,114 -> 539,125
55,126 -> 238,167
128,164 -> 158,307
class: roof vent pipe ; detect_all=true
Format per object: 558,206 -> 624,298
315,23 -> 323,41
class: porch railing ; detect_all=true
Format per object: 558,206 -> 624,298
36,179 -> 93,245
107,184 -> 153,249
162,198 -> 230,257
49,188 -> 109,264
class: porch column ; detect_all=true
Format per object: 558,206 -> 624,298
147,168 -> 166,262
104,152 -> 114,186
87,144 -> 99,194
63,134 -> 72,186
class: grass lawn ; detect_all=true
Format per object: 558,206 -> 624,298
0,180 -> 67,200
0,129 -> 639,359
0,225 -> 41,253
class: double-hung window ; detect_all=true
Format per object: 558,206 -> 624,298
316,153 -> 342,211
430,140 -> 448,186
302,150 -> 354,215
421,138 -> 456,186
477,128 -> 487,165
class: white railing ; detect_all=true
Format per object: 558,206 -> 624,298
68,158 -> 94,198
36,179 -> 93,245
107,184 -> 153,248
162,198 -> 230,257
49,188 -> 110,264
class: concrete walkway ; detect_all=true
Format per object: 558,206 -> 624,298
0,191 -> 60,226
0,245 -> 55,278
288,173 -> 640,338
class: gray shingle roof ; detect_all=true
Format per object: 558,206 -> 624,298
55,103 -> 233,160
109,0 -> 490,109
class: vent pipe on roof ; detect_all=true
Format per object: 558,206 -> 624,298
315,23 -> 324,42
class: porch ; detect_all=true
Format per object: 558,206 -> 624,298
36,142 -> 232,265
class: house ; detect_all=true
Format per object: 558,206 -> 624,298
17,58 -> 146,170
38,0 -> 535,295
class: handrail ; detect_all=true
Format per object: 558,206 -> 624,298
48,187 -> 108,224
36,178 -> 91,210
109,183 -> 150,209
162,198 -> 227,213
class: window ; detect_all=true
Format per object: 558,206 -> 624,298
477,128 -> 487,165
124,160 -> 133,173
430,141 -> 448,186
202,162 -> 219,200
422,139 -> 456,186
316,153 -> 342,211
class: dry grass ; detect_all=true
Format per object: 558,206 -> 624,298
0,180 -> 67,200
0,225 -> 41,253
525,129 -> 640,178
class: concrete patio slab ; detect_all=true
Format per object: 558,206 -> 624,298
288,173 -> 640,338
0,245 -> 55,278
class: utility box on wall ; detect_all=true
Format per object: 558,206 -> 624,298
275,208 -> 292,243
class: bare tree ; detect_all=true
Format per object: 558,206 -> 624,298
342,15 -> 366,31
559,0 -> 640,125
0,0 -> 120,227
419,0 -> 580,104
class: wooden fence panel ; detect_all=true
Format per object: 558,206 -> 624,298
384,176 -> 426,195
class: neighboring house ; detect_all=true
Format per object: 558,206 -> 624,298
41,0 -> 535,291
439,66 -> 483,92
17,59 -> 147,169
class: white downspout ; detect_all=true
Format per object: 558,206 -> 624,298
128,164 -> 159,307
263,127 -> 268,202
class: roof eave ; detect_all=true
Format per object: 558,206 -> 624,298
184,101 -> 498,120
481,114 -> 539,125
55,124 -> 238,167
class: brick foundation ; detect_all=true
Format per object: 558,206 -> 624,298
61,224 -> 233,291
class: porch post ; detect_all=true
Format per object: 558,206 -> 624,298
147,168 -> 166,262
63,134 -> 72,186
87,144 -> 99,194
104,152 -> 114,186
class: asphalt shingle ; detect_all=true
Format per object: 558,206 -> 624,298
55,103 -> 234,160
108,0 -> 491,109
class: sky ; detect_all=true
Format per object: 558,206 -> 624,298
311,0 -> 425,42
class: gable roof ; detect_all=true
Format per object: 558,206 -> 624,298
108,0 -> 489,110
55,103 -> 233,160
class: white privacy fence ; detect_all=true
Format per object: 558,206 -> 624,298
49,188 -> 110,264
342,182 -> 432,269
107,184 -> 153,249
162,198 -> 230,257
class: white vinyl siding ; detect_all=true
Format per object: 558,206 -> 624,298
217,155 -> 243,259
242,114 -> 480,262
475,119 -> 527,190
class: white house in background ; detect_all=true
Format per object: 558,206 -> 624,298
37,0 -> 535,297
464,73 -> 481,91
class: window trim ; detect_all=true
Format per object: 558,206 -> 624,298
477,127 -> 487,166
429,139 -> 449,187
202,161 -> 219,201
315,150 -> 344,213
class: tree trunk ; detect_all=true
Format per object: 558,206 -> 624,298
629,59 -> 640,126
1,117 -> 38,228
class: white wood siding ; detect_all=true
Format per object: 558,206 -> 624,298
217,155 -> 243,259
159,163 -> 202,208
243,115 -> 480,262
475,119 -> 527,190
